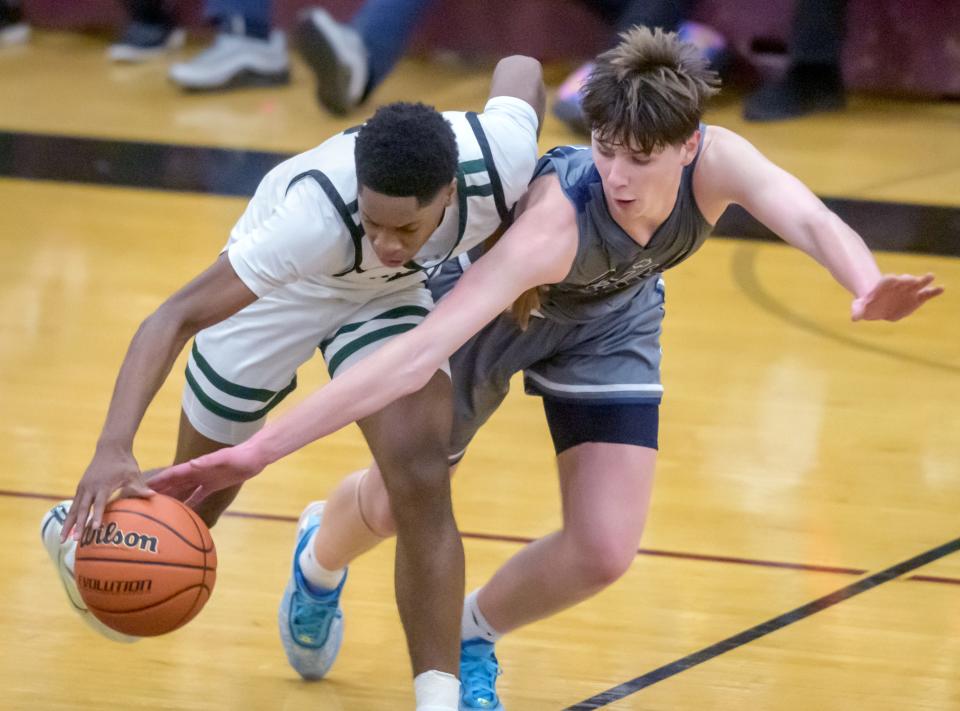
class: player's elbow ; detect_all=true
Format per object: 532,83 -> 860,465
148,297 -> 202,346
492,55 -> 545,122
496,55 -> 542,77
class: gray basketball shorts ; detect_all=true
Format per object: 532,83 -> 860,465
429,256 -> 665,458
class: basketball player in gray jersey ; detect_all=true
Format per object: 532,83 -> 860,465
154,28 -> 943,710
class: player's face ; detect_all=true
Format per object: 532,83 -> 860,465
358,182 -> 456,268
591,132 -> 700,219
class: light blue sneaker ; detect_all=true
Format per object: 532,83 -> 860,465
460,638 -> 504,710
278,501 -> 348,680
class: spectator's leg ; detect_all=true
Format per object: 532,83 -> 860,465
109,1 -> 185,63
743,0 -> 848,121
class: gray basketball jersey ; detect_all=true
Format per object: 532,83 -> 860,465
534,133 -> 712,323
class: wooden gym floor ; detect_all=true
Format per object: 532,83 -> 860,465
0,31 -> 958,710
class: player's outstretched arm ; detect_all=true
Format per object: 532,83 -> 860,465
151,179 -> 577,505
696,127 -> 944,320
61,255 -> 257,541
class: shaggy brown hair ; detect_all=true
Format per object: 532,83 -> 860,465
581,26 -> 720,153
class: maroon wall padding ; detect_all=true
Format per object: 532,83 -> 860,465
21,0 -> 960,97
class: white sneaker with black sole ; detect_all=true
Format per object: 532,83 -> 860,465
40,500 -> 140,643
295,8 -> 368,115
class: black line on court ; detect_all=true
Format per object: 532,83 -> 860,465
1,130 -> 959,257
731,244 -> 960,376
714,201 -> 960,258
0,131 -> 287,198
565,535 -> 960,710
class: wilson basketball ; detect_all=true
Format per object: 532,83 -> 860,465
74,494 -> 217,637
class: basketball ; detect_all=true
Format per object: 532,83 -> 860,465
74,495 -> 217,637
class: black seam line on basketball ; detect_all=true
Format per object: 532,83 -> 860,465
102,508 -> 215,553
77,557 -> 215,570
10,490 -> 958,585
89,584 -> 213,616
731,243 -> 960,375
564,535 -> 960,710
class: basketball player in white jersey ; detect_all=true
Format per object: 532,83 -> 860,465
42,55 -> 544,711
151,28 -> 942,711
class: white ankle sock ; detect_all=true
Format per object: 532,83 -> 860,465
297,530 -> 345,591
461,589 -> 502,643
414,670 -> 460,711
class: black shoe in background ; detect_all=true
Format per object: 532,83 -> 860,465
743,63 -> 846,121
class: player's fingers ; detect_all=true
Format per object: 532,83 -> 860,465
190,451 -> 223,470
150,463 -> 183,483
90,491 -> 110,534
119,480 -> 155,499
149,464 -> 195,495
70,492 -> 93,541
851,299 -> 866,321
183,486 -> 208,509
918,287 -> 945,303
60,499 -> 80,543
140,467 -> 166,482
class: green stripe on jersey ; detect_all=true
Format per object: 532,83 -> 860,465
460,158 -> 487,175
464,183 -> 493,198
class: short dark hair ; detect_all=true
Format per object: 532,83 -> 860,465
582,26 -> 720,154
355,102 -> 459,205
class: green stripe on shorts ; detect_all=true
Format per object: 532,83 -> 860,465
191,342 -> 278,402
185,367 -> 297,422
326,323 -> 418,376
319,305 -> 429,354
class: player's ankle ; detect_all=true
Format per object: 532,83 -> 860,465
414,669 -> 460,711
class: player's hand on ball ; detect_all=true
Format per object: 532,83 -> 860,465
61,445 -> 155,543
150,441 -> 267,507
851,273 -> 944,322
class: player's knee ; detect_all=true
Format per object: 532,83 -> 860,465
363,485 -> 398,537
568,530 -> 637,587
381,453 -> 451,521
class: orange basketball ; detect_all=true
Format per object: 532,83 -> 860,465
74,494 -> 217,637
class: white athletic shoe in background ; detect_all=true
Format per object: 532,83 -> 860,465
169,29 -> 289,91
